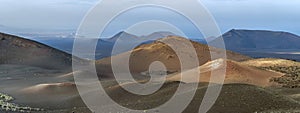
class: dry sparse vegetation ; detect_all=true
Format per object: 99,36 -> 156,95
260,66 -> 300,88
0,92 -> 43,112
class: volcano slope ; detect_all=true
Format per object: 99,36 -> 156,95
242,58 -> 300,103
91,36 -> 299,113
0,32 -> 86,113
96,36 -> 250,78
0,33 -> 299,113
31,80 -> 300,113
242,58 -> 300,88
0,32 -> 74,70
167,59 -> 283,87
82,81 -> 299,113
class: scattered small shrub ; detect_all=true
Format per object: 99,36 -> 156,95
0,92 -> 43,112
260,66 -> 300,88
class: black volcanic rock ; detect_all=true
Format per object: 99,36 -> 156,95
0,32 -> 73,70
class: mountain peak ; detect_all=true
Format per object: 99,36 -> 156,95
229,29 -> 237,32
148,31 -> 177,36
225,29 -> 299,36
107,31 -> 137,42
157,36 -> 188,42
211,29 -> 300,51
115,31 -> 130,36
139,31 -> 178,39
113,31 -> 136,38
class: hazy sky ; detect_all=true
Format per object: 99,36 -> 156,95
0,0 -> 299,37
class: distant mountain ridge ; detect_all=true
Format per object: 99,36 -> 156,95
210,29 -> 300,61
140,31 -> 177,39
212,29 -> 300,50
15,29 -> 300,61
105,31 -> 138,43
31,31 -> 179,59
